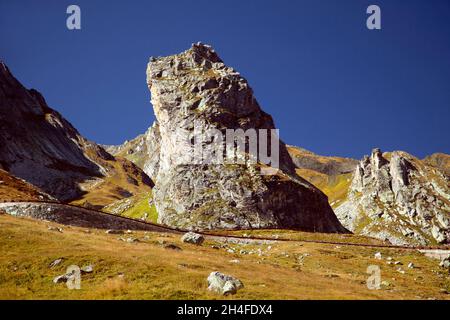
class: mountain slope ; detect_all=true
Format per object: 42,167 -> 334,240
335,149 -> 450,246
0,62 -> 152,206
0,169 -> 53,202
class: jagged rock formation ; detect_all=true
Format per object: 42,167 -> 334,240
335,148 -> 450,245
0,62 -> 152,204
144,43 -> 346,232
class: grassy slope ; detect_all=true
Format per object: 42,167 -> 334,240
1,214 -> 448,300
104,192 -> 158,223
70,157 -> 152,210
0,169 -> 52,202
295,168 -> 352,208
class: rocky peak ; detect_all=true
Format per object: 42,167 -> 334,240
145,44 -> 347,232
336,148 -> 449,245
370,148 -> 388,171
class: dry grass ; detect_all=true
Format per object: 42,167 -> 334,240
295,168 -> 352,208
1,214 -> 448,300
70,157 -> 152,209
0,169 -> 51,202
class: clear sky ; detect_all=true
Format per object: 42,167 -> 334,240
1,0 -> 449,159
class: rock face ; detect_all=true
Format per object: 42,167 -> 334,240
144,43 -> 346,232
335,148 -> 450,245
0,62 -> 152,203
0,202 -> 175,232
103,121 -> 161,182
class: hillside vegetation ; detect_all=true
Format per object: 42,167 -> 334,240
1,214 -> 448,300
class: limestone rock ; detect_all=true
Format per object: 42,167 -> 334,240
181,232 -> 205,245
207,271 -> 244,295
335,149 -> 450,245
144,43 -> 347,232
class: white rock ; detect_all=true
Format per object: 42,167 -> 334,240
181,232 -> 205,245
207,272 -> 244,295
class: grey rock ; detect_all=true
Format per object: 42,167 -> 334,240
145,43 -> 347,232
53,274 -> 69,284
49,258 -> 63,268
106,229 -> 125,235
335,149 -> 449,246
81,265 -> 94,274
163,243 -> 182,251
207,271 -> 244,295
181,232 -> 205,245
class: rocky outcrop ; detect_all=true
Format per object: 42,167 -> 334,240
145,43 -> 346,232
0,202 -> 175,232
0,62 -> 152,203
143,122 -> 161,181
335,149 -> 450,245
102,121 -> 161,182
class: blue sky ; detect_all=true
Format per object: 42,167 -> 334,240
1,0 -> 449,159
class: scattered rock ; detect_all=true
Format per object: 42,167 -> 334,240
374,252 -> 382,260
53,274 -> 69,284
207,272 -> 244,295
81,265 -> 94,274
181,232 -> 205,245
49,258 -> 63,268
440,256 -> 450,269
397,268 -> 405,274
164,243 -> 182,251
48,226 -> 63,233
229,259 -> 240,264
106,229 -> 125,235
407,262 -> 415,269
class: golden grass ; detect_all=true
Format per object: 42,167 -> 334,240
0,169 -> 50,202
1,214 -> 448,300
295,169 -> 352,208
70,157 -> 152,209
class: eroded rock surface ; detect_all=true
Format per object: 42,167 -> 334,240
0,62 -> 152,203
335,148 -> 450,245
145,43 -> 346,232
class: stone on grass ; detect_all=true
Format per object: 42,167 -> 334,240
49,258 -> 63,268
81,265 -> 94,274
181,232 -> 205,245
207,271 -> 244,295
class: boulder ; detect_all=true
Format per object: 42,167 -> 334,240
181,232 -> 205,245
207,271 -> 244,295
